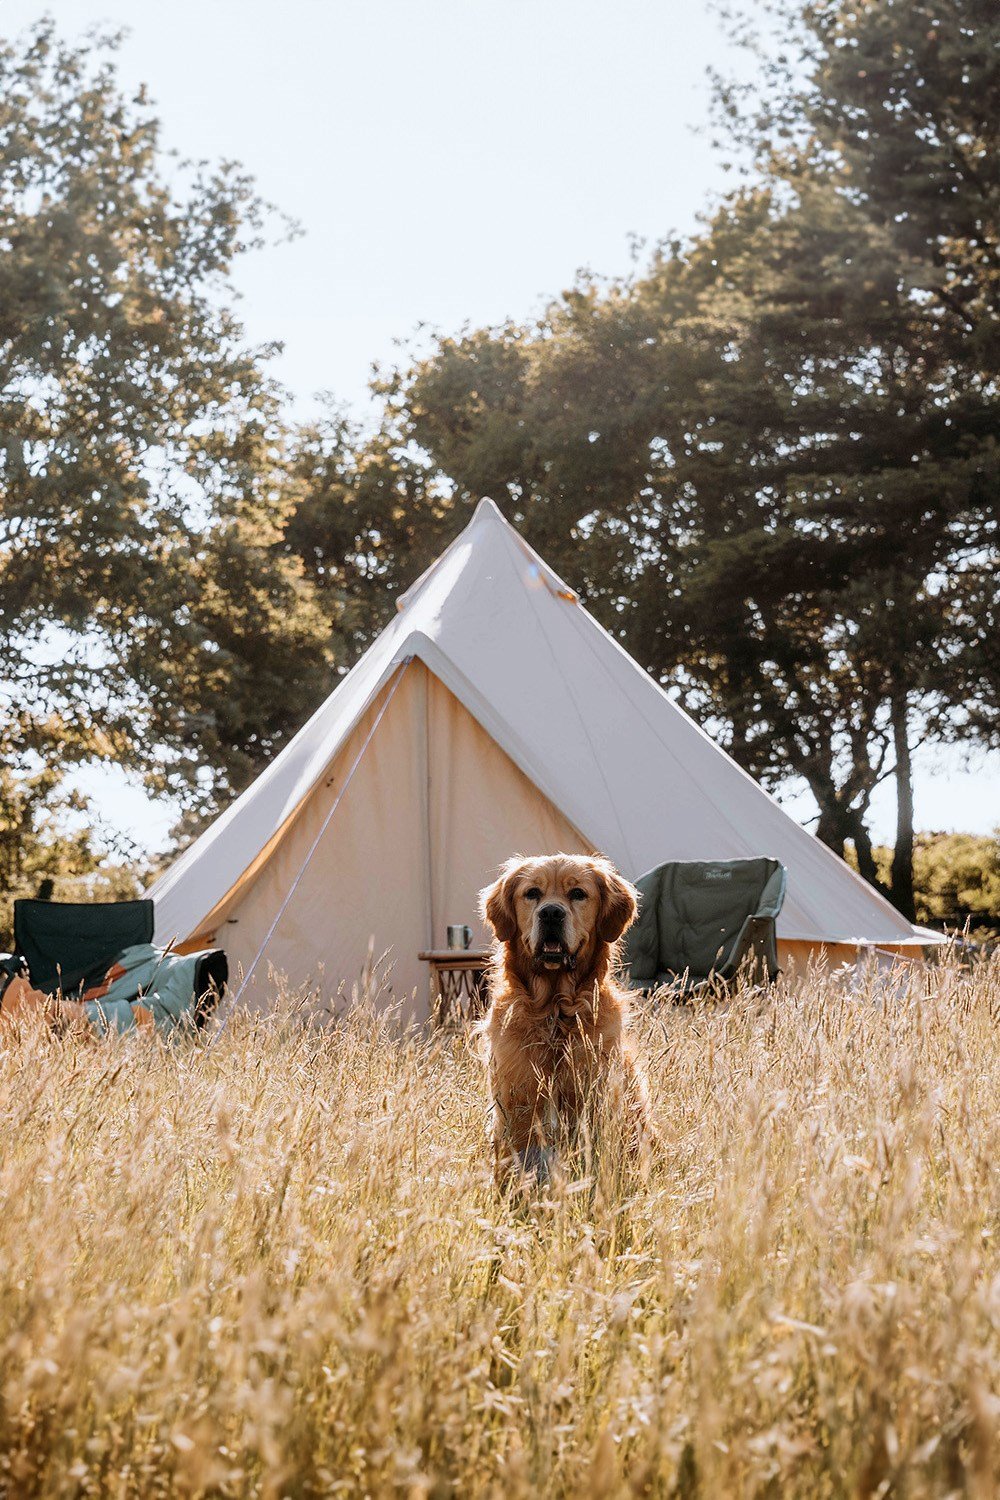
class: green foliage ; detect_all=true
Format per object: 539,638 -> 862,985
0,21 -> 334,899
861,830 -> 1000,937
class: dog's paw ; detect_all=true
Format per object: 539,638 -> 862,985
517,1143 -> 557,1185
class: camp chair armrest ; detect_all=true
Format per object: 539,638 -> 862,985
755,863 -> 788,921
717,913 -> 780,982
624,870 -> 662,984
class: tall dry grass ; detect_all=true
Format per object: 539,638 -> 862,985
2,956 -> 1000,1497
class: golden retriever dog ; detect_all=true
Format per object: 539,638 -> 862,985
478,853 -> 651,1183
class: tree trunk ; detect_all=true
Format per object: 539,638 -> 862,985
815,804 -> 845,855
806,763 -> 887,894
814,795 -> 881,892
889,688 -> 916,921
845,810 -> 881,892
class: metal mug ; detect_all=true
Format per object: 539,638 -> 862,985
447,924 -> 473,951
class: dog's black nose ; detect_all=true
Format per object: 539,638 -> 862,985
538,903 -> 566,930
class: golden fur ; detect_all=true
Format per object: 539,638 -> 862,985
478,853 -> 651,1181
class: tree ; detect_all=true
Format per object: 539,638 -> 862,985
0,21 -> 333,889
712,0 -> 1000,913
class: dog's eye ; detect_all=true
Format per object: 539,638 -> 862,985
568,887 -> 588,902
524,886 -> 542,902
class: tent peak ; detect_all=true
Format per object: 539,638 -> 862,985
471,495 -> 505,524
470,498 -> 580,602
395,496 -> 578,614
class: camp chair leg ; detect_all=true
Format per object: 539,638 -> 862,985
724,916 -> 780,985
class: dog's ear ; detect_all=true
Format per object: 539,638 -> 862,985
480,863 -> 520,943
596,862 -> 638,943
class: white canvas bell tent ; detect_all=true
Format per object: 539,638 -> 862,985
149,498 -> 928,1017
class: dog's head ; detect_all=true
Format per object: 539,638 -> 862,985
480,853 -> 638,978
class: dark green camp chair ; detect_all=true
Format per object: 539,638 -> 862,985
622,858 -> 786,994
13,898 -> 154,995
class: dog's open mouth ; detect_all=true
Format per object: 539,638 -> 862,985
536,939 -> 575,971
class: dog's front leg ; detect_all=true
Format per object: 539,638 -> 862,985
490,1057 -> 555,1186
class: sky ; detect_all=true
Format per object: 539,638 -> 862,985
7,0 -> 998,852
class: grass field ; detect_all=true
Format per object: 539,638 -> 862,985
2,956 -> 1000,1497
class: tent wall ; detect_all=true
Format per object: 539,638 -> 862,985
425,670 -> 592,955
212,667 -> 429,1018
207,664 -> 591,1019
778,938 -> 925,982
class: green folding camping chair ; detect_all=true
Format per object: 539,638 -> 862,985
622,858 -> 787,995
12,898 -> 155,995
